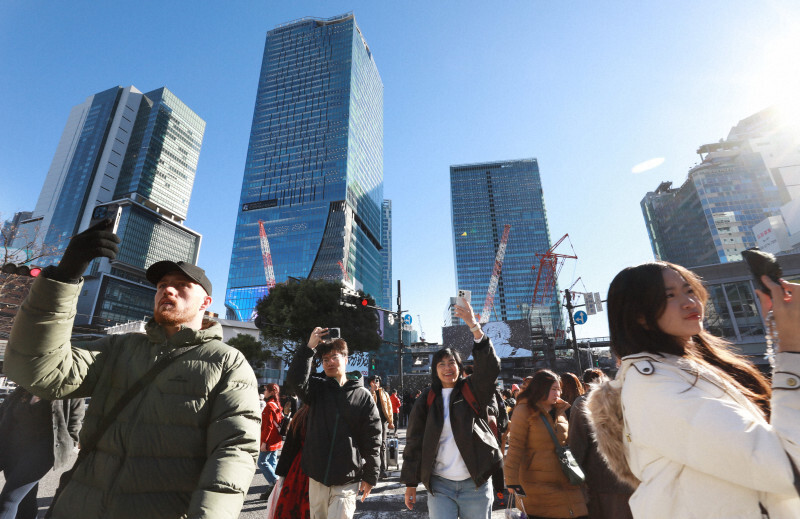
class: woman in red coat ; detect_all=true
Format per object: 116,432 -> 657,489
258,383 -> 283,500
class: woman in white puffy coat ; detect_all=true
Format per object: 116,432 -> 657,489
587,261 -> 800,519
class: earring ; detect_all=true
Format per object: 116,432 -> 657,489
764,310 -> 778,369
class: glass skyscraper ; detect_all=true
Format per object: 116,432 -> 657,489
642,132 -> 782,267
226,12 -> 384,320
20,85 -> 205,326
381,199 -> 392,310
450,158 -> 562,339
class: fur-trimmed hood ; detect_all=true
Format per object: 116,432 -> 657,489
585,364 -> 641,489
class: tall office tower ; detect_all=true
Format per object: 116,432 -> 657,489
19,86 -> 205,326
642,111 -> 785,267
226,12 -> 383,320
450,158 -> 562,339
380,200 -> 392,309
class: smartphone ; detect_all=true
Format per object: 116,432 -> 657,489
741,248 -> 782,298
457,289 -> 471,307
328,327 -> 341,339
506,484 -> 526,497
89,203 -> 122,234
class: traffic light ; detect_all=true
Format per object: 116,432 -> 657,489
340,288 -> 370,308
370,357 -> 377,370
1,263 -> 41,277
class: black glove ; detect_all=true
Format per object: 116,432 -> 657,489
48,218 -> 121,284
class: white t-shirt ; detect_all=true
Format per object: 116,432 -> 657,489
432,387 -> 471,481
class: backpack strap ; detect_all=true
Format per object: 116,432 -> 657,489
426,388 -> 436,408
460,379 -> 482,417
425,379 -> 482,417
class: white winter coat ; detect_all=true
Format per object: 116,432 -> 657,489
587,351 -> 800,519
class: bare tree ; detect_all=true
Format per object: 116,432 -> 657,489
0,215 -> 60,338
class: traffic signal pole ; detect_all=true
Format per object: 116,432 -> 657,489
564,289 -> 582,373
397,280 -> 404,400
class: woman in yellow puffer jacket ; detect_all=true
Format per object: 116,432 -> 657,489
504,369 -> 587,519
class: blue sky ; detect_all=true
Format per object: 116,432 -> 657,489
1,1 -> 798,343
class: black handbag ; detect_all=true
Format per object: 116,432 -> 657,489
540,414 -> 585,485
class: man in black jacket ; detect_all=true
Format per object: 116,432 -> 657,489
285,328 -> 382,519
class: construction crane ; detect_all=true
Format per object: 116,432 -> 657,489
337,260 -> 350,283
478,224 -> 511,324
258,220 -> 276,290
531,234 -> 577,306
417,314 -> 425,341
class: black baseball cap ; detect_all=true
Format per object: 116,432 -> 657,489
146,261 -> 212,296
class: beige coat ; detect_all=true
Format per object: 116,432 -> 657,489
373,387 -> 394,428
504,398 -> 588,518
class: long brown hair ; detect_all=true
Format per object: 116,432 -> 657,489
607,261 -> 771,417
560,372 -> 584,405
519,369 -> 560,410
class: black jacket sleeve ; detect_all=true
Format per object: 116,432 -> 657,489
285,346 -> 316,403
470,336 -> 501,410
355,388 -> 382,486
400,389 -> 430,488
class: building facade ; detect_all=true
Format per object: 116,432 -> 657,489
450,158 -> 562,342
226,12 -> 384,321
381,199 -> 392,309
642,109 -> 790,267
691,252 -> 800,372
18,86 -> 205,326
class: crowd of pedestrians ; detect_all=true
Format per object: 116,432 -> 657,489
3,218 -> 800,519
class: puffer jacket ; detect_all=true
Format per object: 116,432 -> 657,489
285,346 -> 382,487
400,336 -> 502,491
5,276 -> 261,519
504,398 -> 587,518
587,352 -> 800,519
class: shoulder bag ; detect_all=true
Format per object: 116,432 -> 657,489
540,414 -> 585,485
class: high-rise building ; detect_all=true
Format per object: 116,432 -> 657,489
18,86 -> 205,326
381,200 -> 392,309
225,12 -> 384,320
642,110 -> 786,267
450,158 -> 562,340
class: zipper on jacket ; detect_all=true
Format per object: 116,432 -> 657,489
323,412 -> 340,486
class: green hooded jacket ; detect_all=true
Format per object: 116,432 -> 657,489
5,276 -> 260,519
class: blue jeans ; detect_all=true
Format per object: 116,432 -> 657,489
257,450 -> 278,485
428,475 -> 492,519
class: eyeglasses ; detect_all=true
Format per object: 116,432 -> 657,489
322,354 -> 346,364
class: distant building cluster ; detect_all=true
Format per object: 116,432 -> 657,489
642,107 -> 800,266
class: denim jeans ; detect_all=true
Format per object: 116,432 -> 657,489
257,450 -> 279,485
428,475 -> 492,519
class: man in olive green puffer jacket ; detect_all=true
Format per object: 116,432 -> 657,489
5,220 -> 260,519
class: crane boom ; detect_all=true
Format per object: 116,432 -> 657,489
531,233 -> 577,306
258,220 -> 276,289
479,224 -> 511,324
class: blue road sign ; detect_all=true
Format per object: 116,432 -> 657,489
403,314 -> 412,325
574,311 -> 588,325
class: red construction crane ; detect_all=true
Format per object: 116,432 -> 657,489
478,224 -> 511,324
531,234 -> 577,306
337,260 -> 350,283
258,220 -> 276,289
